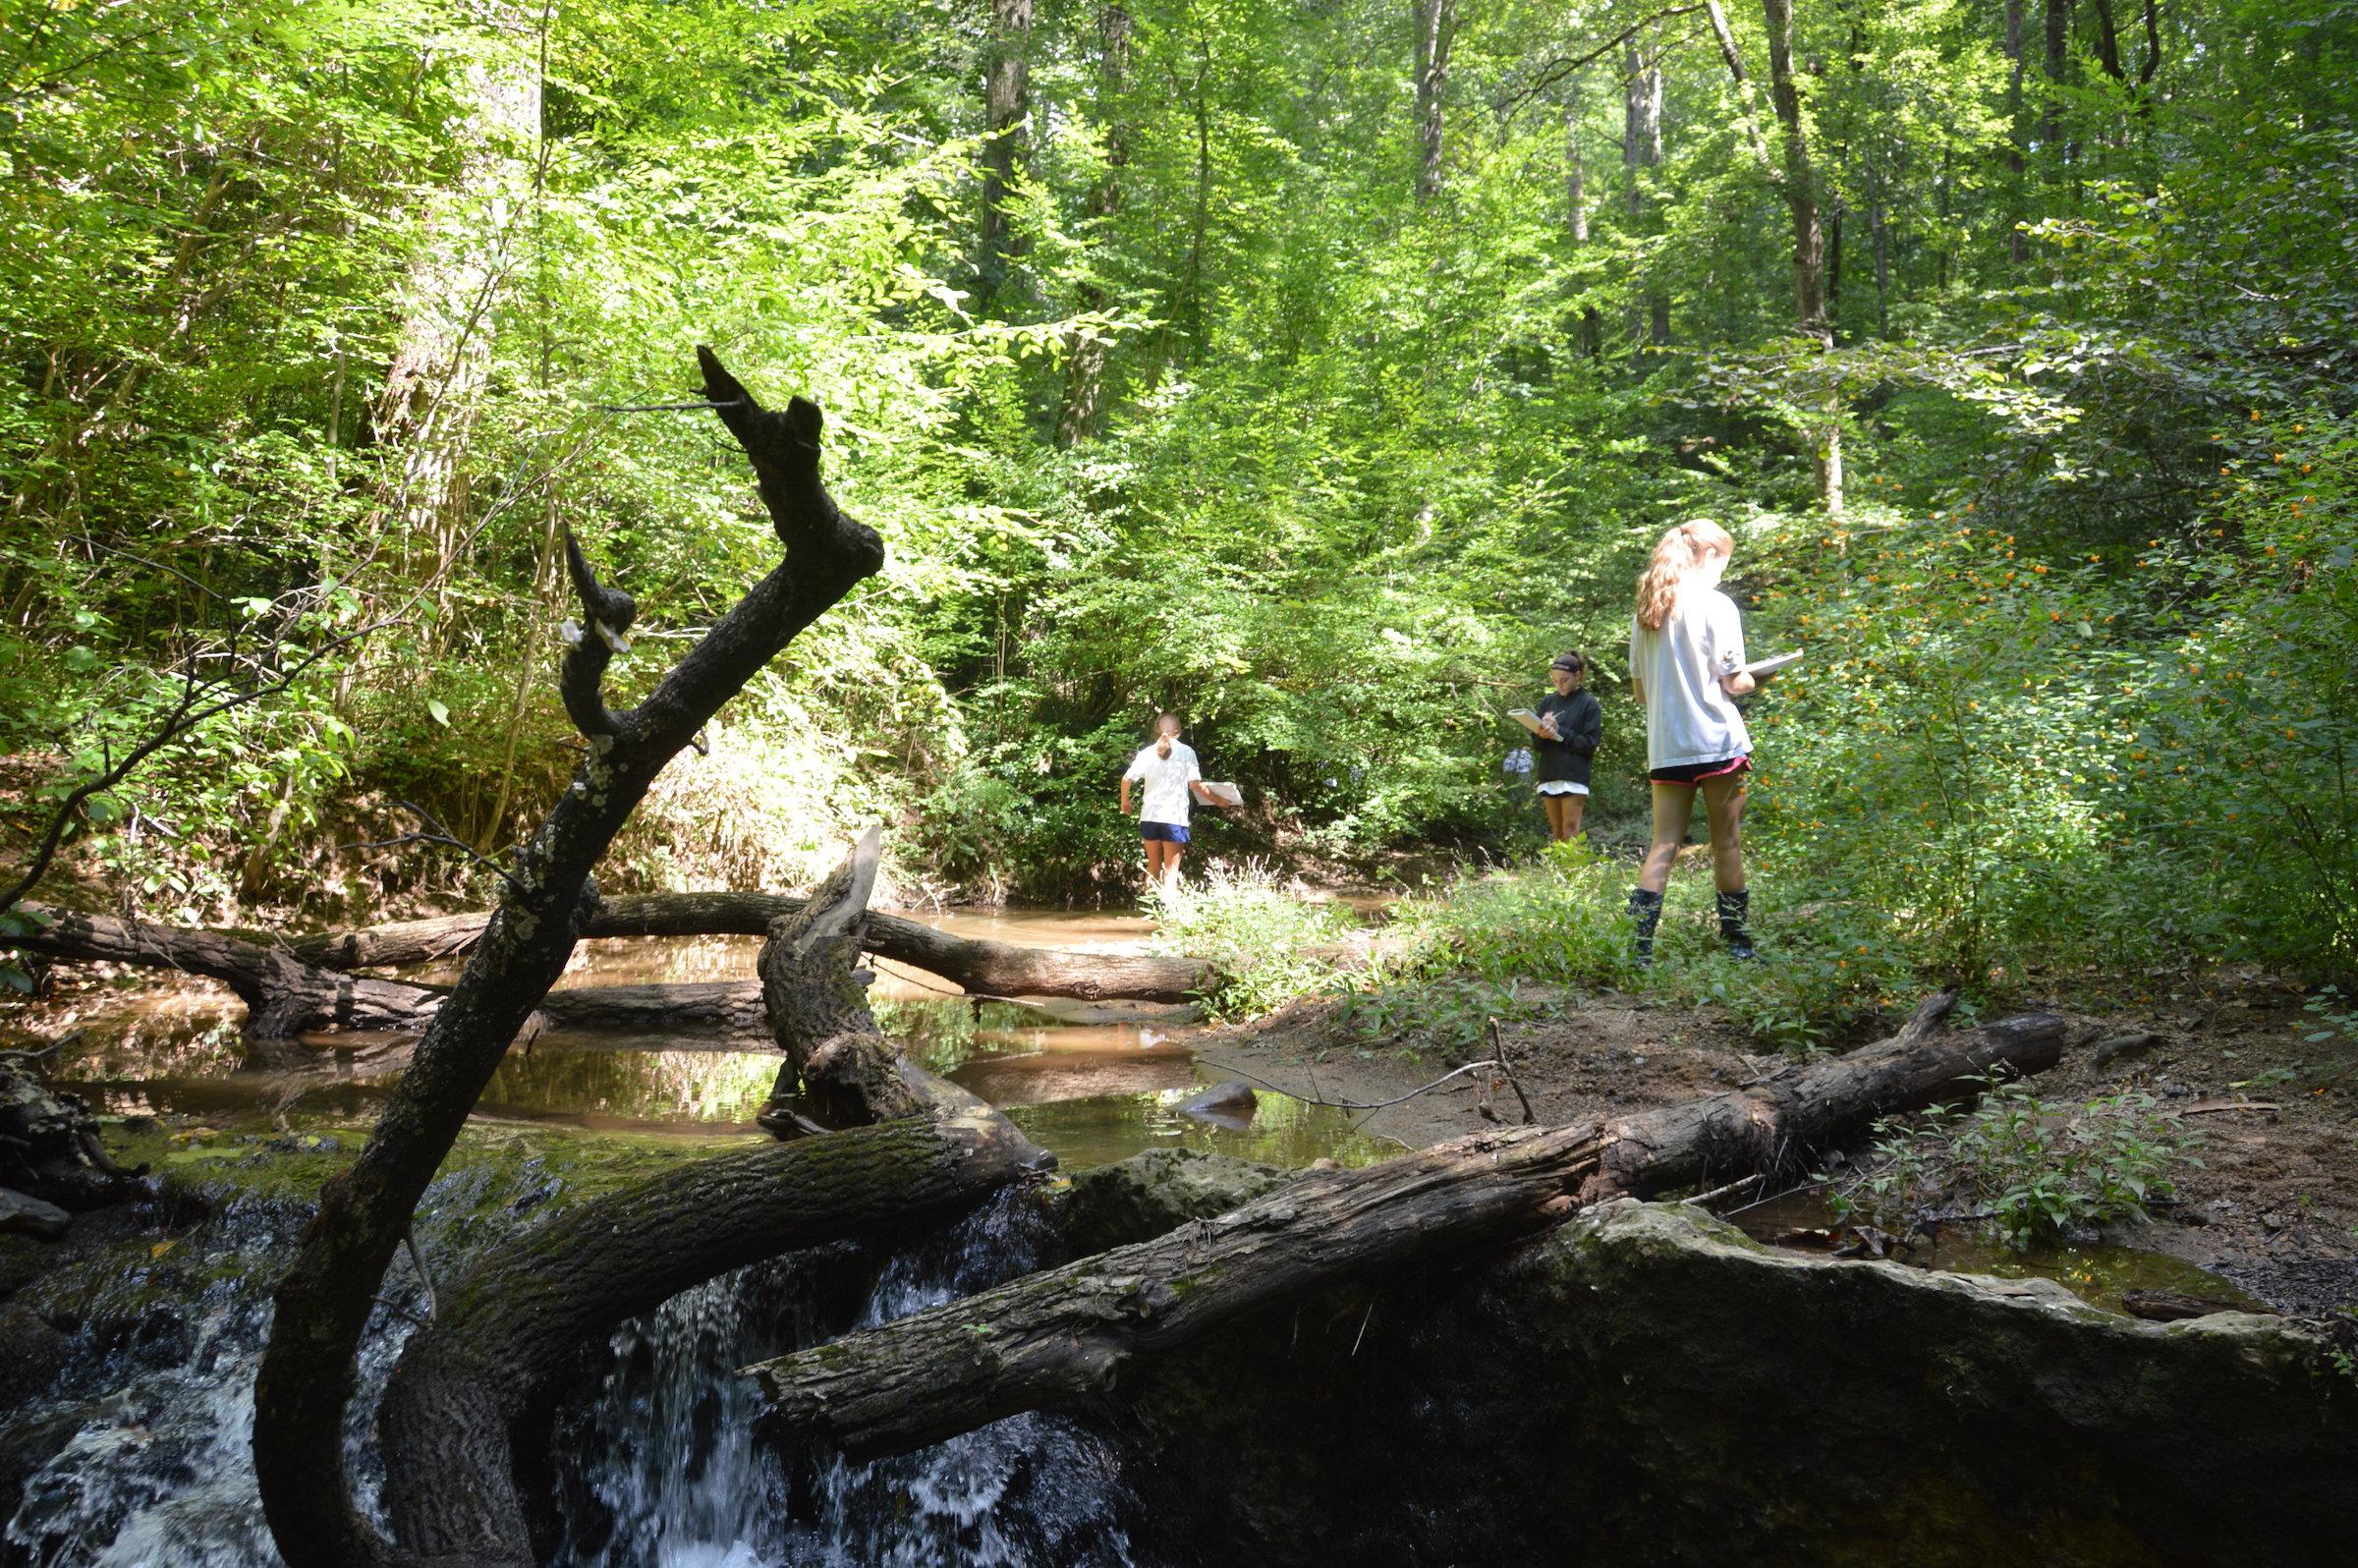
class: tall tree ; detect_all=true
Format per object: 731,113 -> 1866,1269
2004,0 -> 2029,260
2041,0 -> 2071,166
1565,83 -> 1601,360
375,3 -> 541,625
1623,28 -> 1668,348
977,0 -> 1036,303
1761,0 -> 1841,513
1060,5 -> 1135,445
1413,0 -> 1457,200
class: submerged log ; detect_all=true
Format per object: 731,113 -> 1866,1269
287,892 -> 1214,1002
747,997 -> 2066,1457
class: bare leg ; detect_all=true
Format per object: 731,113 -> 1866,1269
1142,837 -> 1168,889
1541,796 -> 1571,842
1701,774 -> 1748,893
1164,845 -> 1186,887
1563,794 -> 1587,839
1638,783 -> 1697,894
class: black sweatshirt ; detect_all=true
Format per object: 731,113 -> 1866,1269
1533,690 -> 1601,787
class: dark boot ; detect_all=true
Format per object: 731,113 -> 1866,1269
1716,888 -> 1756,961
1628,887 -> 1664,965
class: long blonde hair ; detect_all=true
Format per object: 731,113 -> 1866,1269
1633,520 -> 1734,631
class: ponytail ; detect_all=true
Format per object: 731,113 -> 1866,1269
1634,520 -> 1735,632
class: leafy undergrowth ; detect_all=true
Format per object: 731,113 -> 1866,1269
1824,1075 -> 2202,1252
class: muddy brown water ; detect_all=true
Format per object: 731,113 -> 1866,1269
43,907 -> 1402,1171
1729,1185 -> 2268,1316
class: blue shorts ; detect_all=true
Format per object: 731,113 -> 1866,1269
1140,820 -> 1191,844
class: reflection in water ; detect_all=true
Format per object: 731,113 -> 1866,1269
1731,1188 -> 2266,1316
1010,1089 -> 1401,1172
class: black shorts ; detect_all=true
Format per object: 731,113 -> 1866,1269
1648,755 -> 1751,786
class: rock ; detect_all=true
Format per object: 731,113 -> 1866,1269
0,1190 -> 70,1241
2093,1030 -> 2167,1067
1103,1201 -> 2358,1566
1061,1148 -> 1293,1256
1176,1080 -> 1259,1125
0,1304 -> 68,1416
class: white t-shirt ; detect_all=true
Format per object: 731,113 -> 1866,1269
1630,586 -> 1751,770
1124,741 -> 1202,825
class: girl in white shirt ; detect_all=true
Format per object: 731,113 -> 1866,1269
1627,520 -> 1759,961
1119,713 -> 1227,889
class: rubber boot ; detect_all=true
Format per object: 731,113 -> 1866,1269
1716,887 -> 1756,961
1628,887 -> 1664,966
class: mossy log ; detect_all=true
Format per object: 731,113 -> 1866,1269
746,998 -> 2066,1457
376,1111 -> 1048,1565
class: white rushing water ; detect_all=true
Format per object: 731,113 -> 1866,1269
5,1185 -> 1137,1567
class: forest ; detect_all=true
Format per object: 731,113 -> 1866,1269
2,0 -> 2356,1564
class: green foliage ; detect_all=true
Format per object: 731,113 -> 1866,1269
1146,863 -> 1360,1021
1827,1077 -> 2201,1252
2,0 -> 2355,975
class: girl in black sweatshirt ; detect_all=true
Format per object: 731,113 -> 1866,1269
1533,651 -> 1602,844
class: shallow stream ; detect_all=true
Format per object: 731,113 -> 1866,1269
5,908 -> 1393,1566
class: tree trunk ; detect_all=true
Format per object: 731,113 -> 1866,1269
1566,87 -> 1601,359
2042,0 -> 2072,167
1760,0 -> 1842,515
749,998 -> 2065,1457
376,5 -> 540,630
1058,4 -> 1133,446
1622,35 -> 1668,350
1704,0 -> 1776,173
252,351 -> 885,1568
1412,0 -> 1456,201
375,1115 -> 1046,1565
976,0 -> 1035,305
9,906 -> 447,1040
2005,0 -> 2029,260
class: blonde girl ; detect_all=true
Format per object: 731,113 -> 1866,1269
1627,520 -> 1758,960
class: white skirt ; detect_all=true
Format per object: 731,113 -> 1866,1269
1536,781 -> 1589,797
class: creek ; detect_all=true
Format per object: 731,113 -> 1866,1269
3,909 -> 1393,1566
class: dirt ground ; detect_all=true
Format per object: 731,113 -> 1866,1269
1193,968 -> 2358,1316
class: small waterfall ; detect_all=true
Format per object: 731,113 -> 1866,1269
6,1183 -> 1139,1568
557,1190 -> 1137,1568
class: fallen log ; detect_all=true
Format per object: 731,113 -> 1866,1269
376,1111 -> 1046,1565
746,996 -> 2065,1457
8,905 -> 1201,1044
9,906 -> 443,1039
286,892 -> 1214,1002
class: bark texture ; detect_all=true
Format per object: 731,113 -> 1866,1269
748,998 -> 2064,1456
1058,3 -> 1133,445
977,0 -> 1035,300
7,894 -> 1214,1046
